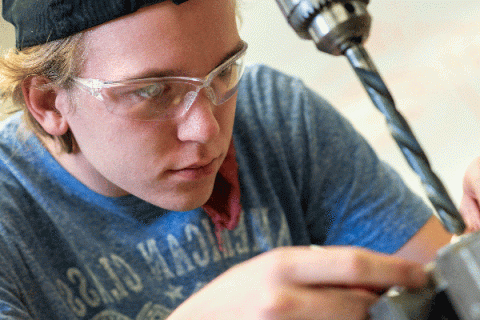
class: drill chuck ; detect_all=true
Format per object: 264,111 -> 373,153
276,0 -> 371,55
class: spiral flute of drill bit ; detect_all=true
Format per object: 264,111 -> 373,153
275,0 -> 466,234
344,44 -> 465,234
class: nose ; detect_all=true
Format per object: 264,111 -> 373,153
176,89 -> 220,143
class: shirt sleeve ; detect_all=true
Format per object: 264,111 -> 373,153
296,70 -> 433,253
0,234 -> 36,319
0,163 -> 44,319
236,64 -> 433,254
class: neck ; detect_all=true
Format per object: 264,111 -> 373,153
42,136 -> 129,197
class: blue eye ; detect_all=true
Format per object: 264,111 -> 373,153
136,83 -> 165,98
218,64 -> 234,79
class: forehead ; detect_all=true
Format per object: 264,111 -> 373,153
80,0 -> 240,80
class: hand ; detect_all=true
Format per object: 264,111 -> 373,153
459,156 -> 480,232
167,246 -> 428,320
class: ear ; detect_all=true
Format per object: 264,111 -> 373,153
22,76 -> 70,136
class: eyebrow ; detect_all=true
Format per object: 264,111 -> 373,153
121,40 -> 246,81
214,41 -> 246,68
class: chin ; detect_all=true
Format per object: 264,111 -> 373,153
163,195 -> 211,212
147,185 -> 215,212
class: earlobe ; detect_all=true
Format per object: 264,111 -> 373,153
22,76 -> 70,136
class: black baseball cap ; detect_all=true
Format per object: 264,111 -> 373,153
2,0 -> 188,49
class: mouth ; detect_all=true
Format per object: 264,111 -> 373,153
169,157 -> 220,181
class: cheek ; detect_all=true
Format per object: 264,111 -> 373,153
85,122 -> 172,161
66,99 -> 176,171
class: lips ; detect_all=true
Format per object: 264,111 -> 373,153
170,157 -> 219,181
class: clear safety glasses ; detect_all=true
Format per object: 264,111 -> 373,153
72,41 -> 248,121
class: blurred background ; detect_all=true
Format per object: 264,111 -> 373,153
238,0 -> 480,209
1,0 -> 480,209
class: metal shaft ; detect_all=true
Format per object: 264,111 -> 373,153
275,0 -> 466,234
344,44 -> 465,234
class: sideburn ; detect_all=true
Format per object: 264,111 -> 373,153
58,128 -> 78,154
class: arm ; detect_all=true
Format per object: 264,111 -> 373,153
167,246 -> 428,320
167,218 -> 445,320
395,216 -> 452,264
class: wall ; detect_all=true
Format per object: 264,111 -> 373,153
1,1 -> 479,208
0,1 -> 14,53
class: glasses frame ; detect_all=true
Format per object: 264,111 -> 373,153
71,40 -> 248,121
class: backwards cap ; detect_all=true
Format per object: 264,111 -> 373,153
2,0 -> 188,49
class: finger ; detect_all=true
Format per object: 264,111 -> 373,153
274,246 -> 427,289
459,194 -> 480,232
462,157 -> 480,201
264,285 -> 378,320
460,157 -> 480,232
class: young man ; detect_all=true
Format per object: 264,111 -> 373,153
0,0 -> 452,319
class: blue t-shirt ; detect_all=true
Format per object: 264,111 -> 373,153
0,64 -> 432,319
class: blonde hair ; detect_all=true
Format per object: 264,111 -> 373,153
0,33 -> 85,153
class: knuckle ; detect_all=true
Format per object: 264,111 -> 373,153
342,249 -> 372,281
260,289 -> 297,319
395,263 -> 416,283
255,248 -> 300,318
262,247 -> 295,280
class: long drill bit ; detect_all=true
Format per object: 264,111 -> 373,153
275,0 -> 466,234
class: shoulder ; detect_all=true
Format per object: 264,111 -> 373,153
0,112 -> 47,222
239,63 -> 299,85
237,63 -> 307,104
235,63 -> 365,147
236,63 -> 338,125
0,112 -> 23,146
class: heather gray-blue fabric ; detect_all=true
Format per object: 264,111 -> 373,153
0,64 -> 432,319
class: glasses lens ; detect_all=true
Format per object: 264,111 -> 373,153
209,55 -> 245,105
101,80 -> 198,121
96,42 -> 247,121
